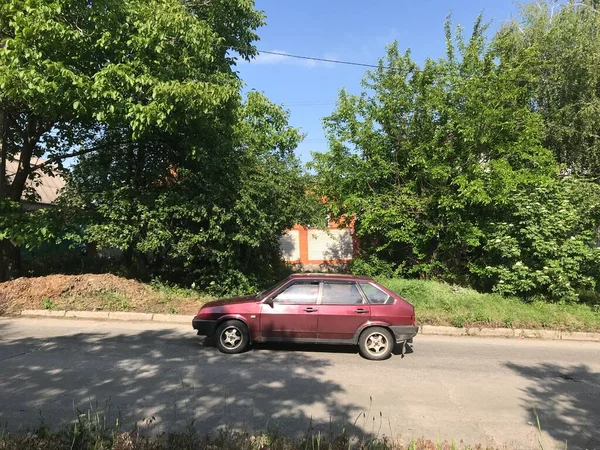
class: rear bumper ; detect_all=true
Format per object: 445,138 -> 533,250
192,319 -> 217,337
390,325 -> 419,343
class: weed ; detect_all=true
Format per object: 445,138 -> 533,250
0,406 -> 505,450
150,278 -> 197,298
43,297 -> 59,310
98,290 -> 130,311
450,316 -> 466,328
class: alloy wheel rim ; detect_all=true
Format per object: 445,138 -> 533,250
220,326 -> 242,349
365,332 -> 389,356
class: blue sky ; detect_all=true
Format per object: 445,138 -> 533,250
235,0 -> 521,163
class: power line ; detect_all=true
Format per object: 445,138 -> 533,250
234,47 -> 386,70
232,45 -> 600,90
244,49 -> 573,93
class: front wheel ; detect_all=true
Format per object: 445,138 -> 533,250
359,327 -> 393,360
215,320 -> 249,354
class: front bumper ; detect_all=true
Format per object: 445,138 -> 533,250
192,319 -> 217,337
390,325 -> 419,343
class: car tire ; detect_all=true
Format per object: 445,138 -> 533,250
215,320 -> 249,354
359,327 -> 393,360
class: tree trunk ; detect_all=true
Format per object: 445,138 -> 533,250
0,108 -> 6,199
0,108 -> 21,281
0,239 -> 21,282
9,116 -> 37,202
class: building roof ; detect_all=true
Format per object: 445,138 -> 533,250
5,156 -> 66,205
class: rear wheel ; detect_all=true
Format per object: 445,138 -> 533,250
215,320 -> 249,354
359,327 -> 393,360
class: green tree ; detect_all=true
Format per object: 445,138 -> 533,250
0,0 -> 263,280
312,17 -> 600,300
64,92 -> 317,294
495,0 -> 600,176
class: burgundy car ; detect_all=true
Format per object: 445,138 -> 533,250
192,274 -> 418,360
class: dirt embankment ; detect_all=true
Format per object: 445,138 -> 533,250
0,274 -> 207,315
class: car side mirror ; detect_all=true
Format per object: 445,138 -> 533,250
264,298 -> 274,308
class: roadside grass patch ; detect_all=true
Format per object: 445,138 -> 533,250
0,412 -> 498,450
97,290 -> 130,311
379,278 -> 600,332
42,297 -> 60,311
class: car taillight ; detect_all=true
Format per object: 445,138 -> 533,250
411,315 -> 415,325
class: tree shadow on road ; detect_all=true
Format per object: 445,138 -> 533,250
505,362 -> 600,450
0,322 -> 390,439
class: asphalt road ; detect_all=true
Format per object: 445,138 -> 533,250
0,317 -> 599,449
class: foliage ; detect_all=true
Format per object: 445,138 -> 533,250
42,297 -> 58,311
0,0 -> 320,292
472,178 -> 600,301
312,13 -> 600,301
495,0 -> 600,176
0,0 -> 264,279
0,199 -> 60,248
63,92 -> 318,294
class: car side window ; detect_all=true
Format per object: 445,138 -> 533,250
272,281 -> 319,305
359,283 -> 392,305
321,281 -> 364,305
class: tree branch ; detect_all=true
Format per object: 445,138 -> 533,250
31,141 -> 132,171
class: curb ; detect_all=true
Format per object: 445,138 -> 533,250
20,310 -> 189,324
15,310 -> 600,342
419,325 -> 600,342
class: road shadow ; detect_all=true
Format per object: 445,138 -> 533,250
505,362 -> 600,449
0,322 -> 379,439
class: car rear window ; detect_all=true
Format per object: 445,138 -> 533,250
359,283 -> 393,305
321,281 -> 364,305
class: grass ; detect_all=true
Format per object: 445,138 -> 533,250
3,273 -> 598,332
43,297 -> 60,311
97,291 -> 130,311
379,278 -> 600,332
57,287 -> 210,315
0,410 -> 495,450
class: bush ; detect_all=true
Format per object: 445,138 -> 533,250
473,178 -> 600,302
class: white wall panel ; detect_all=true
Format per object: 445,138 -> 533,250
279,230 -> 300,261
307,229 -> 353,261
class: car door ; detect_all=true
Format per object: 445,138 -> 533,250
317,280 -> 371,341
259,280 -> 320,341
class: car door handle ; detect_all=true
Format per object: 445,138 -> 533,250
303,307 -> 318,313
354,308 -> 369,314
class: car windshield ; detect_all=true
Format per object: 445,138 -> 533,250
257,278 -> 289,300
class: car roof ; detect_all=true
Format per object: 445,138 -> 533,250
288,273 -> 374,282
